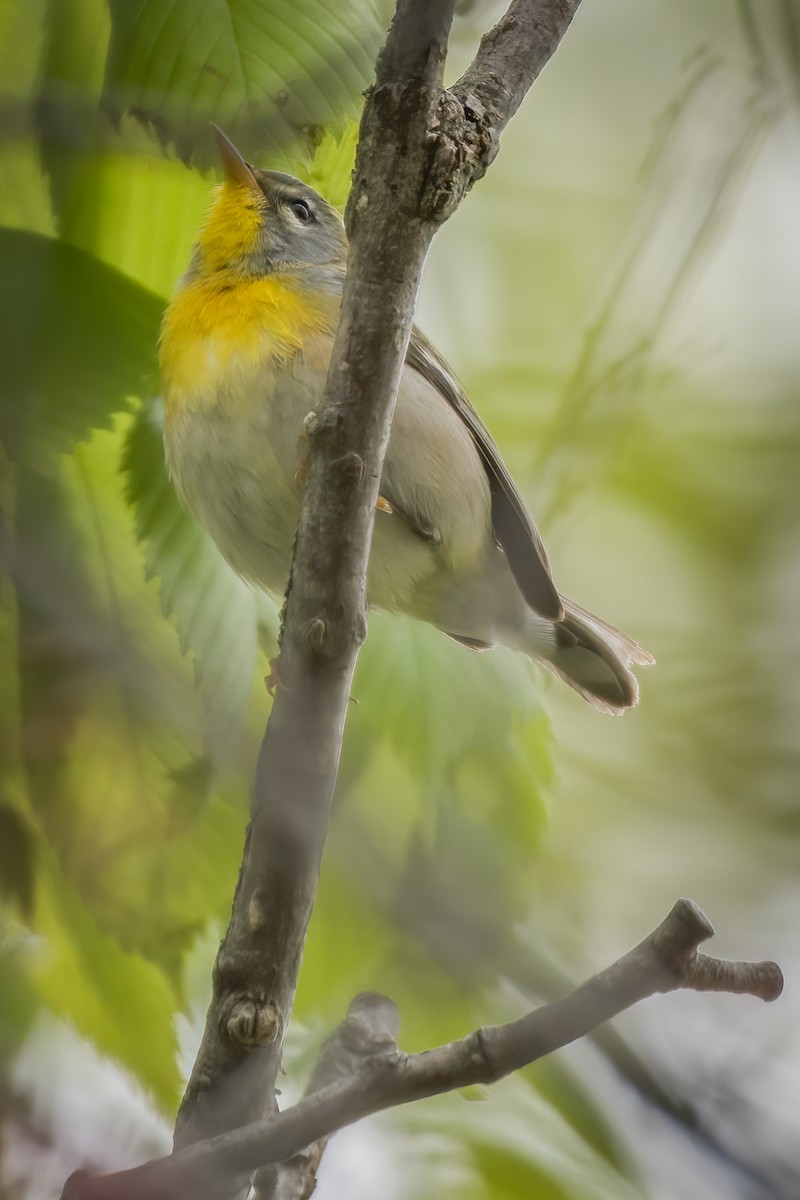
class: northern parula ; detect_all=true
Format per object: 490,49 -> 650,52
160,127 -> 652,713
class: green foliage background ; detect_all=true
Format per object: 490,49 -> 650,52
1,2 -> 799,1198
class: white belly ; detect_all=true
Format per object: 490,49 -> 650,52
163,358 -> 523,644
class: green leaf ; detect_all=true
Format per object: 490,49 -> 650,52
390,765 -> 547,988
0,0 -> 54,237
33,858 -> 181,1111
0,230 -> 163,463
122,402 -> 261,766
36,0 -> 110,220
401,1081 -> 642,1200
0,942 -> 39,1071
338,620 -> 551,995
39,0 -> 108,100
102,0 -> 388,165
352,615 -> 545,785
526,1058 -> 624,1174
46,147 -> 211,298
0,803 -> 37,916
304,122 -> 359,209
471,1141 -> 572,1200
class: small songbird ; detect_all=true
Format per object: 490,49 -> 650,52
160,127 -> 653,713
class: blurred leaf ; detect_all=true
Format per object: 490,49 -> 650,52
0,0 -> 53,238
0,942 -> 39,1071
11,451 -> 238,975
293,864 -> 398,1024
399,1080 -> 642,1200
304,121 -> 359,209
14,463 -> 113,838
611,421 -> 766,562
102,0 -> 387,165
33,859 -> 180,1110
350,620 -> 551,933
48,149 -> 210,298
34,0 -> 209,295
0,0 -> 46,97
526,1057 -> 624,1175
737,0 -> 800,105
122,402 -> 260,766
36,0 -> 110,225
390,770 -> 546,988
470,1141 -> 571,1200
136,791 -> 246,975
527,51 -> 771,528
0,230 -> 162,463
0,803 -> 36,916
353,616 -> 543,784
39,0 -> 107,99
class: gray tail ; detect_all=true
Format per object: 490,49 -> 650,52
542,599 -> 654,715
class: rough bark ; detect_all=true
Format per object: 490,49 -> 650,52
172,0 -> 458,1160
171,0 -> 585,1165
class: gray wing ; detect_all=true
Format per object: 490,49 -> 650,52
406,327 -> 563,622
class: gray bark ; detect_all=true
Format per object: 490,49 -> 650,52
59,899 -> 781,1200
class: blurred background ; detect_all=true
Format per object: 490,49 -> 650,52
1,1 -> 799,1197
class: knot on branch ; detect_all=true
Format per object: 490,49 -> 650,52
302,406 -> 341,458
305,616 -> 328,651
421,90 -> 496,223
226,996 -> 282,1048
332,450 -> 365,482
303,409 -> 321,438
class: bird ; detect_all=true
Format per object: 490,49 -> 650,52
159,126 -> 653,714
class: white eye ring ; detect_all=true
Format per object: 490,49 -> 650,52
289,199 -> 312,223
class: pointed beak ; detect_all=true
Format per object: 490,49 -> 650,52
211,124 -> 261,194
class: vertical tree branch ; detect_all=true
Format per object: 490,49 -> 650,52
170,0 -> 586,1182
173,0 -> 458,1157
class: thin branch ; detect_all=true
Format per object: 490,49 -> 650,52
59,900 -> 782,1200
422,0 -> 585,220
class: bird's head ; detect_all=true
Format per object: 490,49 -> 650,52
192,126 -> 348,278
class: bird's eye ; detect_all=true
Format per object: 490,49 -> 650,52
289,199 -> 312,223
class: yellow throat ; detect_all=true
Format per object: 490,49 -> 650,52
160,180 -> 334,416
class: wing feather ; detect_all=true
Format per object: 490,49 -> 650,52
406,328 -> 563,621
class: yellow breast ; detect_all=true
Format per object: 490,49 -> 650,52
159,272 -> 335,422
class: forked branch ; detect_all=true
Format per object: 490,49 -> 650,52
61,900 -> 782,1200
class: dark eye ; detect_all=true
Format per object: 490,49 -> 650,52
289,198 -> 312,223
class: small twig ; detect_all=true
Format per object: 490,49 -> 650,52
273,994 -> 401,1200
59,901 -> 782,1200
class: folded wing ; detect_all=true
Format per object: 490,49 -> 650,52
406,328 -> 563,621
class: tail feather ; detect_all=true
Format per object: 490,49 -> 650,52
542,598 -> 654,715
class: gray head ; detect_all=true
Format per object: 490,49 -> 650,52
250,167 -> 348,268
192,125 -> 348,277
